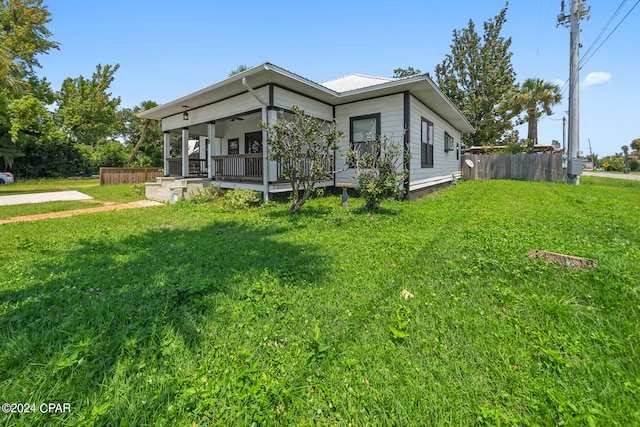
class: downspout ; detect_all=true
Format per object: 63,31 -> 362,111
242,76 -> 269,203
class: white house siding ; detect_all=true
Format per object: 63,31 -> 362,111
161,87 -> 269,132
272,87 -> 333,121
215,116 -> 262,155
408,95 -> 462,191
334,93 -> 405,183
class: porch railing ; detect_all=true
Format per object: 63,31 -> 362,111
190,159 -> 208,176
166,158 -> 208,177
213,154 -> 263,179
276,156 -> 335,180
168,154 -> 336,182
167,158 -> 181,176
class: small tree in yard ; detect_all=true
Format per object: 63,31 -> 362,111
348,133 -> 408,211
260,106 -> 343,214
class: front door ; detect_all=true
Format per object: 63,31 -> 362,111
244,131 -> 263,154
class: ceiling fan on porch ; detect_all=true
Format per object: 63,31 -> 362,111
230,116 -> 244,121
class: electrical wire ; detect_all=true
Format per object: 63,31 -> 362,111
537,1 -> 638,123
580,0 -> 640,69
555,0 -> 639,99
580,0 -> 628,64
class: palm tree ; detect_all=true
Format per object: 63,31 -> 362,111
228,65 -> 249,76
0,45 -> 27,94
621,145 -> 629,170
511,78 -> 562,150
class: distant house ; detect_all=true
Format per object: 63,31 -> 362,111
138,63 -> 474,203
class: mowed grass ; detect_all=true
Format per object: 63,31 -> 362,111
0,178 -> 146,219
0,177 -> 638,426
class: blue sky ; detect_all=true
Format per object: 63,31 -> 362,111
37,0 -> 639,157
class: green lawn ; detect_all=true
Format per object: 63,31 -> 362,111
0,178 -> 638,426
0,178 -> 146,219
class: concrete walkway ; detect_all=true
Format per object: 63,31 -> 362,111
582,171 -> 640,181
0,190 -> 94,206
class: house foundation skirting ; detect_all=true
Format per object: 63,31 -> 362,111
146,175 -> 456,204
407,180 -> 457,201
406,172 -> 461,200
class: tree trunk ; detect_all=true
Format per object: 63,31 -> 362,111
527,109 -> 537,150
127,119 -> 150,164
288,186 -> 312,214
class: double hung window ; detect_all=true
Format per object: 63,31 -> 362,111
421,118 -> 434,168
349,113 -> 381,166
444,132 -> 454,153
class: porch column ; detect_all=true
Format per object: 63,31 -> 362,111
163,131 -> 170,176
181,127 -> 189,178
262,105 -> 269,202
267,109 -> 278,183
207,122 -> 215,179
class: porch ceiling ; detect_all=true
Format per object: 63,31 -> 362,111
177,111 -> 262,137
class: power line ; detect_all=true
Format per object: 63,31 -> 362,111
580,0 -> 640,68
556,0 -> 639,97
580,0 -> 628,63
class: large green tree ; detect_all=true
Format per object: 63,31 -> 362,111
117,100 -> 163,166
510,78 -> 562,149
0,0 -> 58,167
6,77 -> 85,177
0,0 -> 59,73
631,138 -> 640,153
392,67 -> 421,78
434,4 -> 516,146
56,64 -> 121,146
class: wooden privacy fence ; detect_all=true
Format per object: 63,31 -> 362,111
462,153 -> 565,182
100,167 -> 163,185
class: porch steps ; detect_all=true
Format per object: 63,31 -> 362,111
145,177 -> 211,204
145,177 -> 175,203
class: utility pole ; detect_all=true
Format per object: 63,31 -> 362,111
558,0 -> 590,185
562,116 -> 566,152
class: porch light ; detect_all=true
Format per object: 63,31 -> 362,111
182,110 -> 189,120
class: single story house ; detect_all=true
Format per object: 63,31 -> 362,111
138,62 -> 474,203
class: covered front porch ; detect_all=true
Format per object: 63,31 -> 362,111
162,110 -> 287,184
154,110 -> 334,202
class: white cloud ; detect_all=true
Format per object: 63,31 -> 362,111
583,71 -> 612,87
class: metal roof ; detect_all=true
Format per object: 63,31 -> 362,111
321,74 -> 396,92
137,62 -> 474,134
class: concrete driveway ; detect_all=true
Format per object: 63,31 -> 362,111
582,171 -> 640,181
0,190 -> 93,206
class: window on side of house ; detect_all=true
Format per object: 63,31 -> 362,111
349,113 -> 381,166
444,132 -> 454,153
421,117 -> 434,168
228,138 -> 239,155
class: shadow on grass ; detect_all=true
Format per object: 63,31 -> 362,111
0,218 -> 326,410
263,200 -> 402,224
264,205 -> 336,222
350,205 -> 401,216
